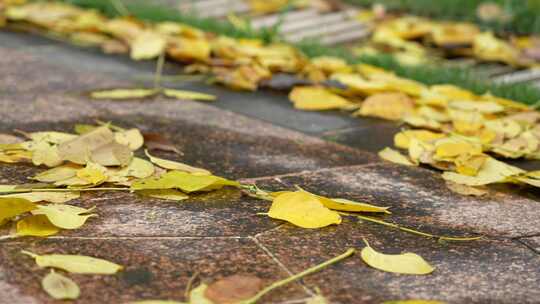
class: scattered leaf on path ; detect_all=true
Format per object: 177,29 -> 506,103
22,250 -> 123,274
145,150 -> 210,175
204,274 -> 264,304
41,270 -> 80,300
378,147 -> 416,166
16,215 -> 60,237
360,241 -> 434,275
90,88 -> 158,100
163,89 -> 216,101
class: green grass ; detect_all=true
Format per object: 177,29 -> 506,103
61,0 -> 540,105
343,0 -> 540,35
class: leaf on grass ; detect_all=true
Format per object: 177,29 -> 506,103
33,204 -> 96,230
90,88 -> 158,100
145,150 -> 210,175
163,89 -> 216,101
0,198 -> 37,223
42,270 -> 80,300
115,128 -> 144,151
16,215 -> 60,237
268,191 -> 341,229
289,86 -> 356,111
378,147 -> 416,166
137,189 -> 189,201
22,250 -> 122,274
360,242 -> 434,275
143,132 -> 181,154
131,171 -> 239,193
1,191 -> 80,203
57,126 -> 114,164
204,274 -> 264,304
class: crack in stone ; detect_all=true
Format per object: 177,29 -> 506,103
515,238 -> 540,255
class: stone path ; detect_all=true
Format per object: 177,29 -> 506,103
0,31 -> 539,304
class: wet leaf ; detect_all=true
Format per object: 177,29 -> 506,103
42,270 -> 80,300
137,189 -> 189,201
289,86 -> 356,111
33,204 -> 96,230
163,89 -> 216,101
90,88 -> 159,100
204,274 -> 264,304
145,150 -> 210,175
379,147 -> 416,166
131,170 -> 239,193
0,197 -> 37,224
16,215 -> 60,237
22,250 -> 123,274
360,242 -> 434,275
267,191 -> 341,228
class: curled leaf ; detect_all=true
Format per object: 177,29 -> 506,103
378,147 -> 416,166
360,241 -> 434,275
90,88 -> 159,100
33,204 -> 96,230
16,215 -> 60,237
0,198 -> 37,224
145,150 -> 210,175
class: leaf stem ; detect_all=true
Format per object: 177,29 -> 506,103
154,51 -> 165,90
354,214 -> 482,241
240,248 -> 355,304
0,234 -> 18,241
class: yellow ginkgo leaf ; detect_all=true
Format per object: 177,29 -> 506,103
130,30 -> 166,60
33,204 -> 96,230
42,270 -> 80,300
297,188 -> 390,214
90,88 -> 159,100
289,86 -> 356,111
57,126 -> 114,164
394,130 -> 445,149
162,89 -> 216,101
357,92 -> 415,121
136,189 -> 189,201
130,301 -> 186,304
115,128 -> 144,151
30,141 -> 63,167
442,157 -> 524,186
268,191 -> 341,229
1,191 -> 80,203
189,284 -> 213,304
145,150 -> 210,175
90,141 -> 133,167
378,147 -> 416,166
27,132 -> 77,145
131,171 -> 239,193
33,165 -> 80,183
112,157 -> 155,179
0,197 -> 37,224
16,215 -> 60,237
360,242 -> 434,275
382,300 -> 446,304
76,161 -> 108,185
22,250 -> 123,274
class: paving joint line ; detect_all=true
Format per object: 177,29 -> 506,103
1,235 -> 248,241
513,238 -> 540,255
249,235 -> 315,297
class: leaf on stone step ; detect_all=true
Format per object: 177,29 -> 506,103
297,188 -> 390,214
356,92 -> 415,121
112,157 -> 155,179
0,185 -> 17,193
16,214 -> 60,237
137,189 -> 189,201
32,204 -> 96,230
0,198 -> 37,224
130,30 -> 166,60
131,171 -> 239,193
76,161 -> 108,185
27,132 -> 77,145
1,191 -> 80,203
268,191 -> 341,229
189,284 -> 213,304
90,88 -> 159,100
360,242 -> 434,275
442,157 -> 524,186
57,126 -> 114,164
394,130 -> 445,149
289,86 -> 357,111
0,150 -> 32,163
130,301 -> 186,304
74,124 -> 98,134
306,294 -> 330,304
378,147 -> 416,166
91,141 -> 133,167
30,141 -> 63,167
162,89 -> 216,101
445,181 -> 488,196
115,128 -> 144,151
204,274 -> 264,304
33,164 -> 81,183
22,250 -> 122,274
41,270 -> 80,300
142,133 -> 181,154
145,150 -> 210,175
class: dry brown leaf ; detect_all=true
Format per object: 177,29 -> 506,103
204,274 -> 264,304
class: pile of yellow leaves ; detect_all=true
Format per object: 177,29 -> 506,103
0,122 -> 239,238
359,15 -> 540,68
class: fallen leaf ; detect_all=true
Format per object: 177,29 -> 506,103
382,301 -> 446,304
0,197 -> 37,224
204,274 -> 264,304
189,284 -> 213,304
445,181 -> 488,196
90,88 -> 159,100
268,191 -> 341,229
297,188 -> 390,214
442,157 -> 524,186
112,157 -> 155,179
115,128 -> 144,151
360,241 -> 434,275
378,147 -> 416,166
32,204 -> 96,230
22,250 -> 123,274
91,141 -> 133,167
143,133 -> 181,154
30,141 -> 63,167
76,161 -> 107,185
162,89 -> 216,101
130,30 -> 166,60
289,86 -> 356,111
357,92 -> 415,121
33,165 -> 80,183
130,301 -> 186,304
57,126 -> 114,164
16,215 -> 60,237
1,191 -> 80,203
306,294 -> 330,304
131,170 -> 239,193
145,150 -> 210,175
137,189 -> 189,201
42,270 -> 80,300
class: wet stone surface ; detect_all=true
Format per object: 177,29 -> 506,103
0,238 -> 307,304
